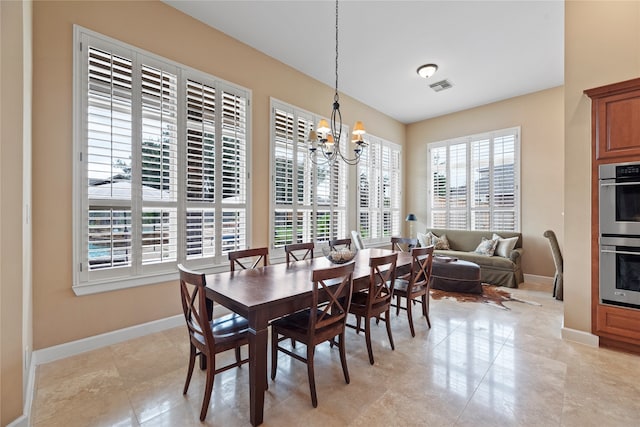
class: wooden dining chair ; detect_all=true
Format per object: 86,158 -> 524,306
329,238 -> 352,250
393,245 -> 434,337
178,264 -> 249,421
228,247 -> 268,271
284,242 -> 315,263
391,236 -> 418,252
347,252 -> 398,365
270,262 -> 355,408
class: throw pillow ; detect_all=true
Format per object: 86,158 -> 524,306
492,233 -> 518,258
427,231 -> 451,250
474,237 -> 498,256
417,231 -> 450,250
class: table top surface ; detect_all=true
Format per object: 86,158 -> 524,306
205,248 -> 413,310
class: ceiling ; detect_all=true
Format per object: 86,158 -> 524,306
163,0 -> 564,124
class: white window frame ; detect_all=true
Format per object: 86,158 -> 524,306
72,26 -> 252,295
427,127 -> 521,232
356,135 -> 402,246
269,99 -> 349,258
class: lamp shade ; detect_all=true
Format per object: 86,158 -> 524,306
317,119 -> 330,134
405,213 -> 417,221
352,121 -> 366,135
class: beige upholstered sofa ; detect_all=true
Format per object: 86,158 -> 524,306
421,228 -> 524,288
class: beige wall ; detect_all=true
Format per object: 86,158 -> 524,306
405,86 -> 565,278
31,0 -> 404,350
564,1 -> 640,333
1,1 -> 27,424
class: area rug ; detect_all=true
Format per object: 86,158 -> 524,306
429,283 -> 542,310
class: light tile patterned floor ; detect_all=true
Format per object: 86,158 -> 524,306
31,283 -> 640,426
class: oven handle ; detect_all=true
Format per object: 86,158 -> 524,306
601,249 -> 640,256
600,181 -> 640,187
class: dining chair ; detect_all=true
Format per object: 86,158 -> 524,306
544,230 -> 563,301
391,236 -> 418,252
284,242 -> 315,263
393,245 -> 434,337
178,264 -> 249,421
329,238 -> 352,250
347,252 -> 398,365
228,247 -> 268,271
351,230 -> 365,250
270,262 -> 355,408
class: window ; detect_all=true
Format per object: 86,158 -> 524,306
357,135 -> 402,245
270,99 -> 347,250
73,27 -> 250,294
428,127 -> 520,231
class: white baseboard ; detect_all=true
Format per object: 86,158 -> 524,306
523,273 -> 554,286
561,325 -> 600,347
32,314 -> 183,366
6,415 -> 28,427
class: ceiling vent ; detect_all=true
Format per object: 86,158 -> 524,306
429,79 -> 453,92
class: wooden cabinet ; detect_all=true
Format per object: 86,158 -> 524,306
586,78 -> 640,160
586,77 -> 640,353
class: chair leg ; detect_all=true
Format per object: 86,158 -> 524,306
200,357 -> 215,421
183,344 -> 196,395
422,294 -> 431,328
307,346 -> 318,408
271,329 -> 278,380
355,315 -> 362,334
338,331 -> 350,384
235,346 -> 241,364
384,310 -> 395,350
364,317 -> 374,365
396,294 -> 401,315
406,296 -> 416,337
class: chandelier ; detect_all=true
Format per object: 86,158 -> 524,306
308,0 -> 366,166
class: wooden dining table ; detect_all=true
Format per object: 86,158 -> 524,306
205,247 -> 413,426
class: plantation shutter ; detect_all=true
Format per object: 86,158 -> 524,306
185,79 -> 216,260
86,45 -> 134,275
220,89 -> 248,253
270,99 -> 349,248
357,135 -> 401,245
273,107 -> 295,247
140,63 -> 178,266
427,128 -> 520,232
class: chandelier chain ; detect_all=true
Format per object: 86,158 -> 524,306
334,0 -> 339,103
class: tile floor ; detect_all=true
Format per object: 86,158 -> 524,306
31,283 -> 640,426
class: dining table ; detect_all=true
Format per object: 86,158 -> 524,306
205,247 -> 413,426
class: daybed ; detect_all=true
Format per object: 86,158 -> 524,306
419,228 -> 524,288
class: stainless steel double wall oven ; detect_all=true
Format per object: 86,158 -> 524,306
599,162 -> 640,308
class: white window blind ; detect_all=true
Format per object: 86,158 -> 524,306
357,135 -> 402,245
428,127 -> 520,232
74,27 -> 250,293
270,99 -> 348,249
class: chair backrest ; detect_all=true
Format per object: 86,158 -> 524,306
368,253 -> 398,308
329,238 -> 352,250
310,263 -> 355,332
408,245 -> 434,289
228,247 -> 268,271
284,242 -> 315,263
543,230 -> 563,271
391,237 -> 418,252
178,264 -> 214,349
351,230 -> 365,250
